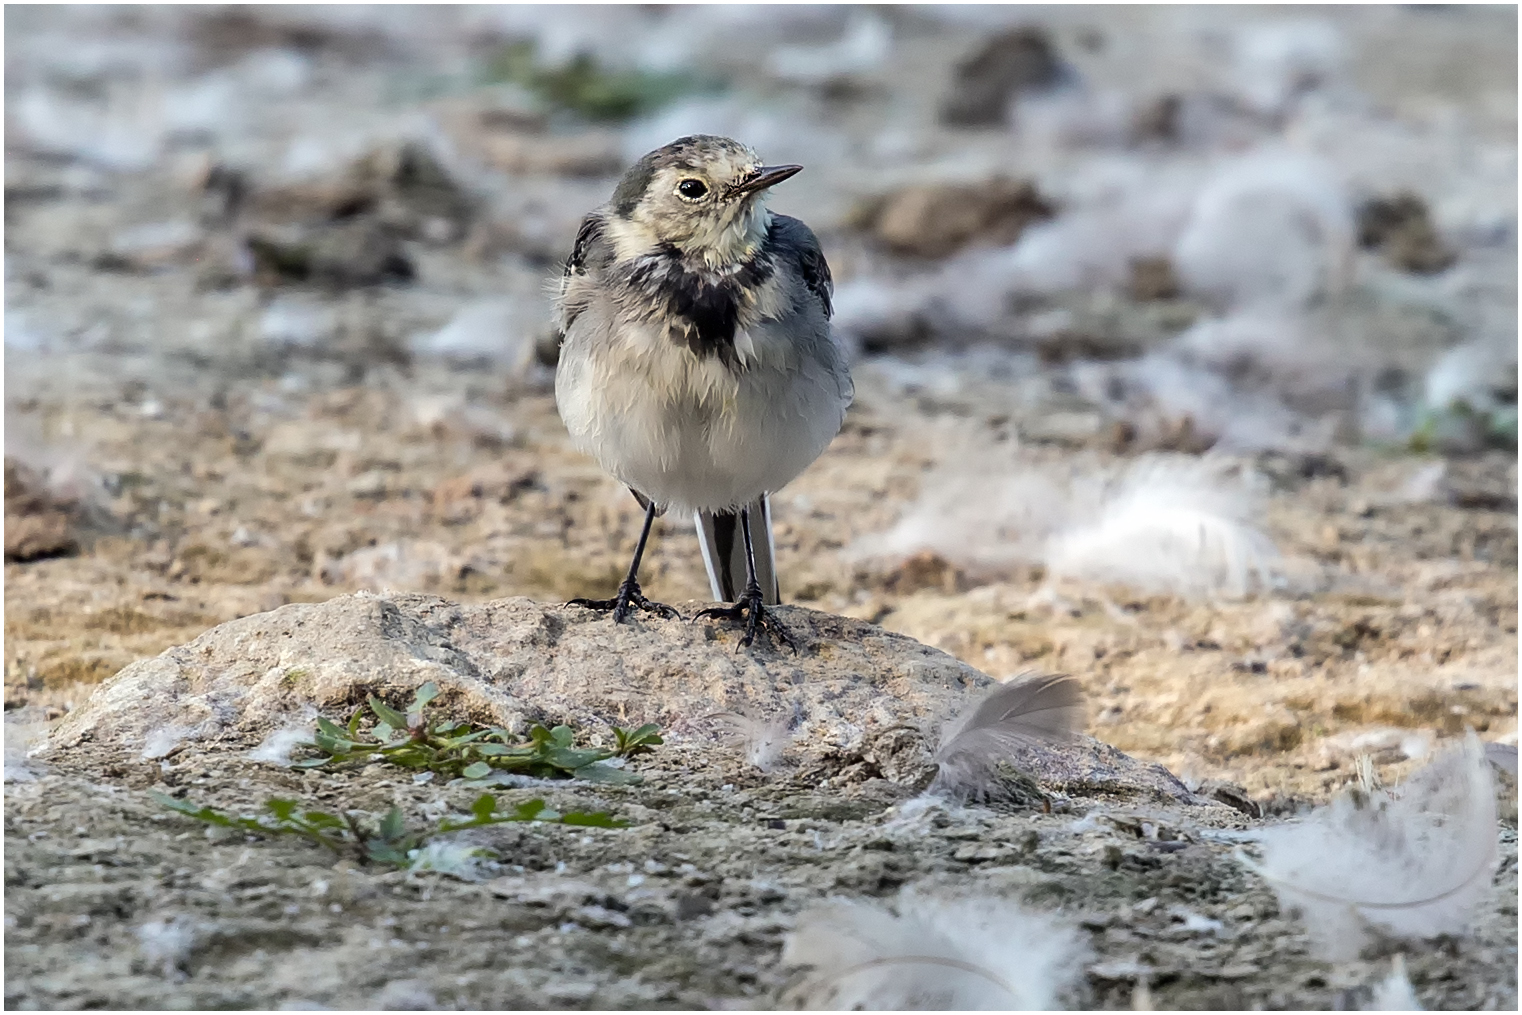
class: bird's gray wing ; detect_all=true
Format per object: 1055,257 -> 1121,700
767,214 -> 833,319
556,213 -> 608,337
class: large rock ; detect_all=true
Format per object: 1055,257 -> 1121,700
43,594 -> 992,761
40,593 -> 1201,803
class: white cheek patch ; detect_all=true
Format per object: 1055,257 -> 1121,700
607,216 -> 661,261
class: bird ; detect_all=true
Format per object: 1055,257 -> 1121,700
552,135 -> 853,649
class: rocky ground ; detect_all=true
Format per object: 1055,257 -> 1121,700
5,5 -> 1517,1010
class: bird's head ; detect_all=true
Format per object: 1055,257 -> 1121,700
606,135 -> 802,268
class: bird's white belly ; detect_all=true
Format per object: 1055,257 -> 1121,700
557,317 -> 845,513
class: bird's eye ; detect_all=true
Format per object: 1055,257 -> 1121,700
677,179 -> 708,201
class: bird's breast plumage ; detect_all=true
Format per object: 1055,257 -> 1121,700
620,244 -> 778,367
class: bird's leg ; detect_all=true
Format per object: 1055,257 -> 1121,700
695,506 -> 795,652
568,501 -> 680,622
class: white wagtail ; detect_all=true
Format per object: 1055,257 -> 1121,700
553,135 -> 853,648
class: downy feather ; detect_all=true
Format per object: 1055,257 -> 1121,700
1241,732 -> 1498,961
931,673 -> 1085,801
1045,457 -> 1281,599
781,888 -> 1085,1010
704,710 -> 793,772
1365,955 -> 1423,1011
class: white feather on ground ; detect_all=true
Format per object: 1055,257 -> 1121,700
405,841 -> 498,882
1242,733 -> 1499,962
932,674 -> 1085,801
1044,456 -> 1281,599
1366,955 -> 1423,1011
1173,152 -> 1354,312
1227,20 -> 1346,119
703,712 -> 794,772
780,888 -> 1085,1010
247,709 -> 320,766
849,461 -> 1067,572
853,452 -> 1283,599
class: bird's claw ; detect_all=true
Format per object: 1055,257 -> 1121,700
694,588 -> 796,653
568,580 -> 681,623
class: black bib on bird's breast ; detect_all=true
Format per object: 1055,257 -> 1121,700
628,243 -> 775,363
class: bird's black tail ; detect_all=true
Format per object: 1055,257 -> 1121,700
695,496 -> 779,605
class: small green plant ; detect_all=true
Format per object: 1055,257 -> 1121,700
484,40 -> 718,121
612,722 -> 663,758
152,791 -> 623,869
295,682 -> 659,785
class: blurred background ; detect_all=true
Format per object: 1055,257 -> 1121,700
5,5 -> 1516,796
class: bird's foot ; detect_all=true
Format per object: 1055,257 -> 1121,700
694,585 -> 796,653
568,579 -> 681,623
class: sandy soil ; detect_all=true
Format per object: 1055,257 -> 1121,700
4,5 -> 1516,1010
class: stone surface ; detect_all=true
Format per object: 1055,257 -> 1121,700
855,177 -> 1055,259
44,593 -> 994,762
42,592 -> 1200,803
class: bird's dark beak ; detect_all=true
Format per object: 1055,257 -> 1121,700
734,164 -> 803,196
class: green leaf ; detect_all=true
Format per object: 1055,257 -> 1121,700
462,761 -> 492,780
474,743 -> 509,756
614,723 -> 664,757
366,841 -> 411,866
315,717 -> 349,739
549,725 -> 575,748
347,709 -> 363,741
546,747 -> 611,772
290,757 -> 330,769
378,807 -> 406,842
265,799 -> 299,821
374,721 -> 394,742
368,696 -> 408,730
312,734 -> 347,755
152,792 -> 235,826
471,794 -> 497,821
575,763 -> 642,785
301,810 -> 345,831
559,811 -> 628,828
410,682 -> 441,715
381,747 -> 432,768
513,800 -> 547,821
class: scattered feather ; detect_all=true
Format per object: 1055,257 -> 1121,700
1241,733 -> 1499,962
1228,20 -> 1346,119
781,888 -> 1085,1010
248,713 -> 319,767
847,450 -> 1067,571
141,725 -> 196,761
854,452 -> 1285,599
705,711 -> 794,772
931,673 -> 1084,802
1174,153 -> 1353,312
135,915 -> 200,981
319,540 -> 455,591
1044,456 -> 1281,599
405,840 -> 498,882
1366,955 -> 1422,1011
